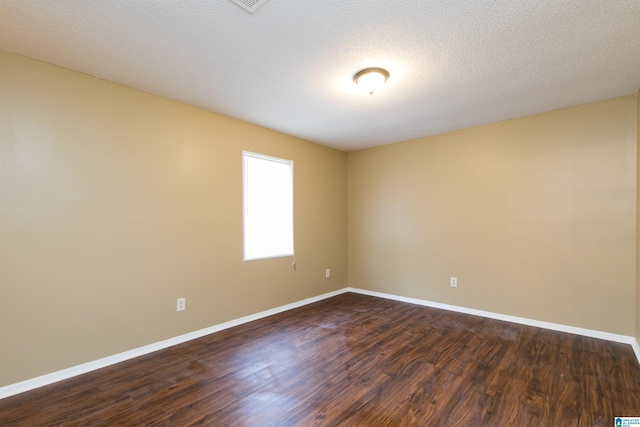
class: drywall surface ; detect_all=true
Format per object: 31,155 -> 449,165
348,95 -> 637,336
0,52 -> 347,386
637,90 -> 640,343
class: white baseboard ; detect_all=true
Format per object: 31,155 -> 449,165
347,287 -> 640,365
632,338 -> 640,364
2,286 -> 638,400
0,288 -> 350,400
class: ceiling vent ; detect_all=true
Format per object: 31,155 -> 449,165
229,0 -> 269,13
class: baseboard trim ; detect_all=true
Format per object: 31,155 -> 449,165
632,338 -> 640,364
347,287 -> 640,365
2,286 -> 638,399
0,288 -> 350,400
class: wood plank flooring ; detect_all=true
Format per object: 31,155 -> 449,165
1,293 -> 639,426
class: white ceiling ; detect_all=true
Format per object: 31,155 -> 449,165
1,1 -> 639,152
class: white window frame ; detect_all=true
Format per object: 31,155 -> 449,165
242,151 -> 294,261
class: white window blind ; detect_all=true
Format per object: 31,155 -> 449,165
243,151 -> 294,261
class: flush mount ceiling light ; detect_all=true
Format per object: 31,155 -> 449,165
353,68 -> 390,95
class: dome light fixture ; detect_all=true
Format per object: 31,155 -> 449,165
353,67 -> 390,95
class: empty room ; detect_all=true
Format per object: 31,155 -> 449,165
1,1 -> 639,426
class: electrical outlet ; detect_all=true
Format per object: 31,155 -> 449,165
325,269 -> 331,278
177,297 -> 186,311
450,277 -> 457,288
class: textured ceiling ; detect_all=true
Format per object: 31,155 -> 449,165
1,0 -> 639,151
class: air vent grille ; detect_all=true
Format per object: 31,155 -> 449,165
229,0 -> 269,13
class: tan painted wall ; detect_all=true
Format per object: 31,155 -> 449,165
348,96 -> 637,336
0,52 -> 348,386
637,89 -> 640,343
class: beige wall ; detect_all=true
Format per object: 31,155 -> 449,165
0,52 -> 348,386
348,95 -> 637,336
637,89 -> 640,343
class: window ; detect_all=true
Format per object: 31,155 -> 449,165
243,151 -> 294,261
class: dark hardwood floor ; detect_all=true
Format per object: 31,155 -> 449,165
1,293 -> 639,426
